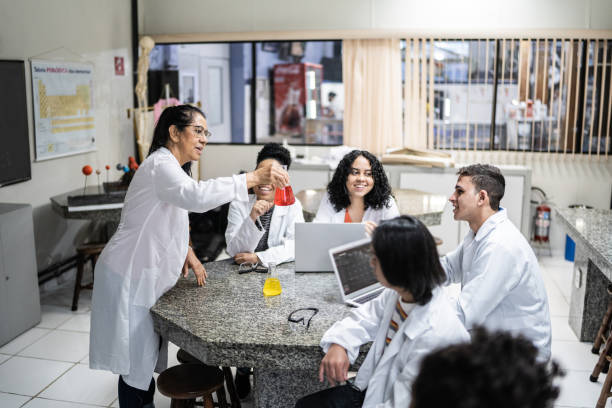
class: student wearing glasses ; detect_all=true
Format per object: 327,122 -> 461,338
89,105 -> 289,408
296,216 -> 469,408
224,142 -> 304,397
313,150 -> 399,226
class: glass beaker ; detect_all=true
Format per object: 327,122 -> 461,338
274,165 -> 295,206
263,262 -> 282,297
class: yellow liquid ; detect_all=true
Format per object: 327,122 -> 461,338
263,277 -> 282,297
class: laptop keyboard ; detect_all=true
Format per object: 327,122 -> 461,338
354,288 -> 384,304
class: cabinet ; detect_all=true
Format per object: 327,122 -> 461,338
0,203 -> 41,346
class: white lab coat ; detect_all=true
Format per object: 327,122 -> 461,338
440,208 -> 552,362
225,195 -> 304,266
321,288 -> 469,407
89,147 -> 248,390
313,192 -> 399,223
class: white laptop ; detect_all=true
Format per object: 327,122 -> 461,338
295,222 -> 366,272
329,238 -> 384,307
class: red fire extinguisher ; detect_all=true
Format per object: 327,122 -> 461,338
534,204 -> 551,242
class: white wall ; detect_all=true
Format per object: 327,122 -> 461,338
140,0 -> 612,35
0,0 -> 133,270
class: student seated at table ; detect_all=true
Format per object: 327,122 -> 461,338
313,150 -> 399,225
225,142 -> 304,268
295,216 -> 469,408
410,327 -> 563,408
441,164 -> 551,362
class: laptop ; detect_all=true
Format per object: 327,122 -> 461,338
329,238 -> 385,307
295,222 -> 366,272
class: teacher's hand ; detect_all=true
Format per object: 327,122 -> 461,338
183,246 -> 207,286
247,164 -> 289,190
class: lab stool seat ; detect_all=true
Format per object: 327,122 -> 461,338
157,363 -> 228,408
176,349 -> 241,408
71,243 -> 105,311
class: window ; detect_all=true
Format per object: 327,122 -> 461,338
147,40 -> 343,145
403,38 -> 612,156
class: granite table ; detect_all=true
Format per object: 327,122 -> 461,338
554,208 -> 612,341
295,188 -> 447,225
151,259 -> 369,408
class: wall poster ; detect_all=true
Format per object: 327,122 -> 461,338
31,59 -> 95,160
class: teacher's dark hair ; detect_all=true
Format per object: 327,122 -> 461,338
327,150 -> 392,212
372,215 -> 446,305
148,104 -> 206,175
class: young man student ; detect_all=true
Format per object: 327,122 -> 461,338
441,164 -> 551,361
296,216 -> 469,408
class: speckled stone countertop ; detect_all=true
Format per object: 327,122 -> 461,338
554,208 -> 612,279
295,188 -> 446,225
50,186 -> 122,223
151,259 -> 370,370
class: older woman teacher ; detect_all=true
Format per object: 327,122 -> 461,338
89,105 -> 288,407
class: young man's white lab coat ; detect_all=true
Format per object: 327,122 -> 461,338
440,207 -> 552,361
313,192 -> 399,223
89,147 -> 248,390
320,288 -> 469,407
225,195 -> 304,266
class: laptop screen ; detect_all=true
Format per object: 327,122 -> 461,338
331,242 -> 378,295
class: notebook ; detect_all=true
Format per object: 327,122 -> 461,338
294,222 -> 366,272
329,238 -> 384,307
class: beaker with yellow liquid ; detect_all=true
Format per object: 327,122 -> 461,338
263,262 -> 282,297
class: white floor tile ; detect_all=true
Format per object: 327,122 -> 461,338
552,340 -> 599,371
547,284 -> 570,318
39,364 -> 116,406
0,392 -> 31,408
0,356 -> 72,396
57,314 -> 91,333
0,354 -> 10,365
551,317 -> 579,342
0,328 -> 52,355
555,369 -> 602,407
19,330 -> 89,363
23,397 -> 104,407
37,305 -> 74,329
79,354 -> 89,366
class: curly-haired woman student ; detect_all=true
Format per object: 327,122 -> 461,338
296,216 -> 469,408
313,150 -> 399,224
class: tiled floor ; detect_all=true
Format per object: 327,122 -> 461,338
0,255 -> 603,407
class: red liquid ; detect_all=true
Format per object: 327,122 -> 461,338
274,185 -> 295,206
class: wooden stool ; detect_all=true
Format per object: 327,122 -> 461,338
176,349 -> 241,408
71,243 -> 105,311
590,285 -> 612,382
596,356 -> 612,408
157,363 -> 229,408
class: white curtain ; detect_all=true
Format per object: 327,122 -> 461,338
342,39 -> 403,156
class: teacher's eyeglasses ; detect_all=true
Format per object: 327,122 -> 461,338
188,125 -> 212,138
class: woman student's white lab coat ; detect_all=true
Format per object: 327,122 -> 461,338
225,194 -> 304,266
320,288 -> 469,408
89,147 -> 248,390
313,192 -> 400,223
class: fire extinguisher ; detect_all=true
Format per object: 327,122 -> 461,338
534,204 -> 551,242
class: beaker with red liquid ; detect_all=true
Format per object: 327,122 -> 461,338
273,164 -> 295,206
274,185 -> 295,206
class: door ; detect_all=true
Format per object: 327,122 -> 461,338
199,58 -> 231,143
